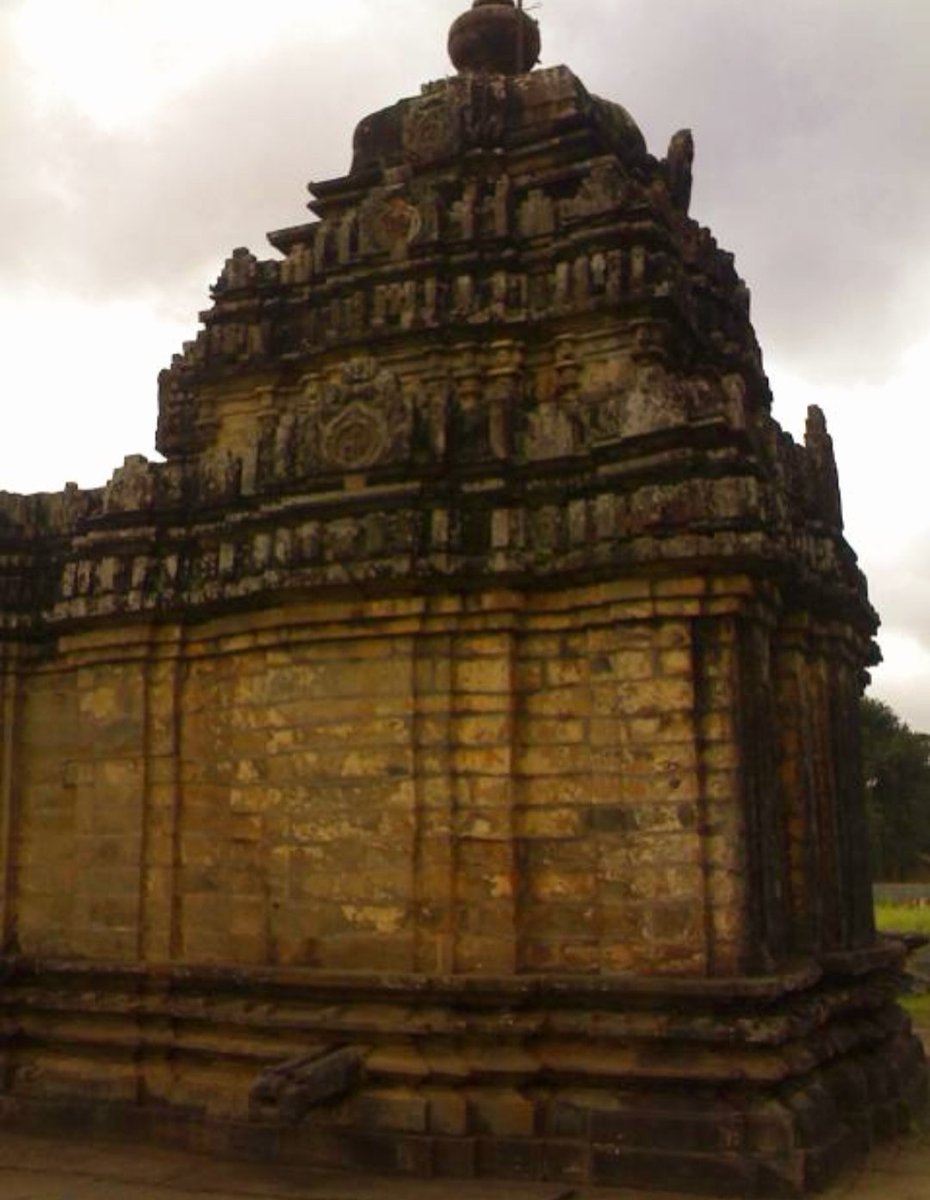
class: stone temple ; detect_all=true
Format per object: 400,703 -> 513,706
0,1 -> 925,1194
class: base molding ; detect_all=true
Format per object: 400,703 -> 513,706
0,950 -> 925,1196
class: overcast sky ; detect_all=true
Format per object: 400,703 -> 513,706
2,0 -> 929,729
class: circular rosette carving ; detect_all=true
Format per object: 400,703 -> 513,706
321,409 -> 389,471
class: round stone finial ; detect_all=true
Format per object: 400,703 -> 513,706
448,0 -> 541,76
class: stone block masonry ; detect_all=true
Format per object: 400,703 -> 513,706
0,2 -> 923,1194
14,583 -> 796,978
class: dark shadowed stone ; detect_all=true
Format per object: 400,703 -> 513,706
449,0 -> 541,76
250,1047 -> 366,1125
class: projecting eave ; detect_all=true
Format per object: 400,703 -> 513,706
267,221 -> 319,255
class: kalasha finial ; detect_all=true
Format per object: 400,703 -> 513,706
448,0 -> 542,76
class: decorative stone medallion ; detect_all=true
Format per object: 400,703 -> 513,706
321,410 -> 388,471
403,95 -> 461,166
313,357 -> 410,472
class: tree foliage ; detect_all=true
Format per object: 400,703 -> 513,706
861,697 -> 930,881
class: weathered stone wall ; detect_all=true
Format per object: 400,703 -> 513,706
4,574 -> 872,980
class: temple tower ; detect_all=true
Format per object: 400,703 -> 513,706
0,2 -> 924,1193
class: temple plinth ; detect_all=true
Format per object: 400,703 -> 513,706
0,6 -> 924,1195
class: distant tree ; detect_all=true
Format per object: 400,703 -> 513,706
861,697 -> 930,880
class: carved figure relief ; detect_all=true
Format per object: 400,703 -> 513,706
200,449 -> 243,501
360,192 -> 422,258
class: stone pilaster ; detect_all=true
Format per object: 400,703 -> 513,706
0,643 -> 23,954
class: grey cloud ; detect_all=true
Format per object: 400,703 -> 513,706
4,1 -> 928,386
874,650 -> 930,737
871,679 -> 930,738
548,0 -> 930,385
858,526 -> 930,730
0,1 -> 447,319
871,539 -> 930,658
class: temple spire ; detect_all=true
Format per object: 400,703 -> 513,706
448,0 -> 542,76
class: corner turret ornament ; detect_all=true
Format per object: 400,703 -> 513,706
448,0 -> 541,75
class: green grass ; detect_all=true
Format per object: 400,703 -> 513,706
875,903 -> 930,1024
874,902 -> 930,936
902,992 -> 930,1022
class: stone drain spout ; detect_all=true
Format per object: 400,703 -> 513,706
249,1046 -> 368,1126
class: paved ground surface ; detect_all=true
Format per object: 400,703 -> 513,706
0,1122 -> 927,1200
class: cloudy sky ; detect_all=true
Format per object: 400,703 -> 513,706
2,0 -> 929,729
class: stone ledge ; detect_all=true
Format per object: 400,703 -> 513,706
0,950 -> 902,1003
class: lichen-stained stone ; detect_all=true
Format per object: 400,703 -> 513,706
0,2 -> 923,1196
